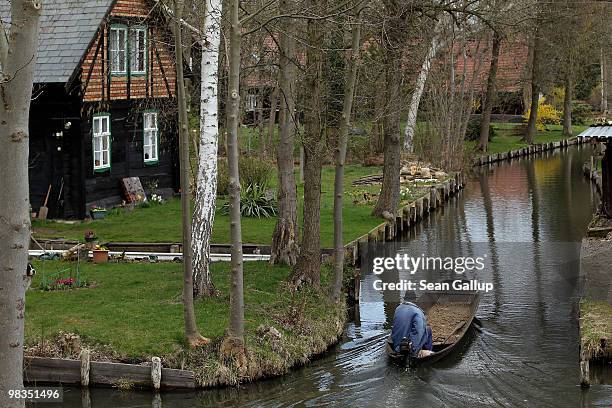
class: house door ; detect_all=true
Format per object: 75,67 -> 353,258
52,120 -> 83,219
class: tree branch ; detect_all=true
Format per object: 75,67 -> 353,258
154,0 -> 203,38
242,0 -> 367,37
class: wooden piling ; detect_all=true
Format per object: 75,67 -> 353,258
80,349 -> 90,387
151,357 -> 162,391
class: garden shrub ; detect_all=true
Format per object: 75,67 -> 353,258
571,101 -> 593,125
464,118 -> 496,142
220,183 -> 278,218
239,156 -> 272,188
217,157 -> 271,196
217,160 -> 230,196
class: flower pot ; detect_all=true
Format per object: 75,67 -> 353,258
92,249 -> 109,264
90,210 -> 107,219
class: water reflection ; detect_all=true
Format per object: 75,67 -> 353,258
41,146 -> 612,408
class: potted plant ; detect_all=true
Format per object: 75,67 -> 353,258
84,231 -> 97,242
92,245 -> 109,264
90,205 -> 108,219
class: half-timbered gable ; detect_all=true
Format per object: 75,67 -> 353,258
80,0 -> 176,102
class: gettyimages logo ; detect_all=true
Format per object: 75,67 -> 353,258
362,242 -> 494,293
372,254 -> 486,275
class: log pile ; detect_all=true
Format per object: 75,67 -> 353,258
352,163 -> 448,186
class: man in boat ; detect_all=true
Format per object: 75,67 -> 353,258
391,297 -> 433,358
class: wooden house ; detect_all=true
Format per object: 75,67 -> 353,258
1,0 -> 179,219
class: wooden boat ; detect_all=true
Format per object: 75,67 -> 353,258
386,280 -> 480,365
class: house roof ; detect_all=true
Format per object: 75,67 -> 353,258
0,0 -> 115,84
578,126 -> 612,139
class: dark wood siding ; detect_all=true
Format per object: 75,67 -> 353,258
29,84 -> 84,219
82,99 -> 178,208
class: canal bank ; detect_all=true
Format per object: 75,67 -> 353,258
579,151 -> 612,385
24,172 -> 466,391
44,142 -> 612,407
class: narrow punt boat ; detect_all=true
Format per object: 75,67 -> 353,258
386,281 -> 480,365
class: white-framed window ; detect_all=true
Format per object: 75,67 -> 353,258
245,94 -> 258,112
130,27 -> 147,74
110,25 -> 127,74
93,115 -> 111,171
143,112 -> 158,163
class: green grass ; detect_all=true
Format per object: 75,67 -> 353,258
26,260 -> 343,361
33,164 -> 434,248
465,123 -> 588,156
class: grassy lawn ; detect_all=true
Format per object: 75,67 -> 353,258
26,260 -> 343,360
33,164 -> 434,247
465,123 -> 588,156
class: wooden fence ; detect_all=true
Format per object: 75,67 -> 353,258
24,355 -> 196,390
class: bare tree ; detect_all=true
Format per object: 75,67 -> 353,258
225,0 -> 245,343
270,0 -> 299,266
267,84 -> 278,147
524,29 -> 541,144
173,0 -> 207,347
332,5 -> 362,300
372,0 -> 404,219
404,18 -> 444,153
191,0 -> 223,298
291,0 -> 328,288
477,29 -> 502,151
421,15 -> 487,170
0,2 -> 41,407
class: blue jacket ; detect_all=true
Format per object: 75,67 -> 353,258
391,302 -> 429,356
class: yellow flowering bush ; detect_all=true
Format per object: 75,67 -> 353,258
523,97 -> 561,131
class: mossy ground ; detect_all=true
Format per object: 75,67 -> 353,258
580,299 -> 612,360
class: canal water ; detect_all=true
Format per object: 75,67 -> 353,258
52,145 -> 611,407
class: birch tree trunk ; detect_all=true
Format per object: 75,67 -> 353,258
292,0 -> 326,288
226,0 -> 245,342
0,2 -> 41,407
174,0 -> 206,347
477,30 -> 502,152
332,7 -> 362,300
271,0 -> 299,266
191,0 -> 223,298
403,27 -> 441,153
